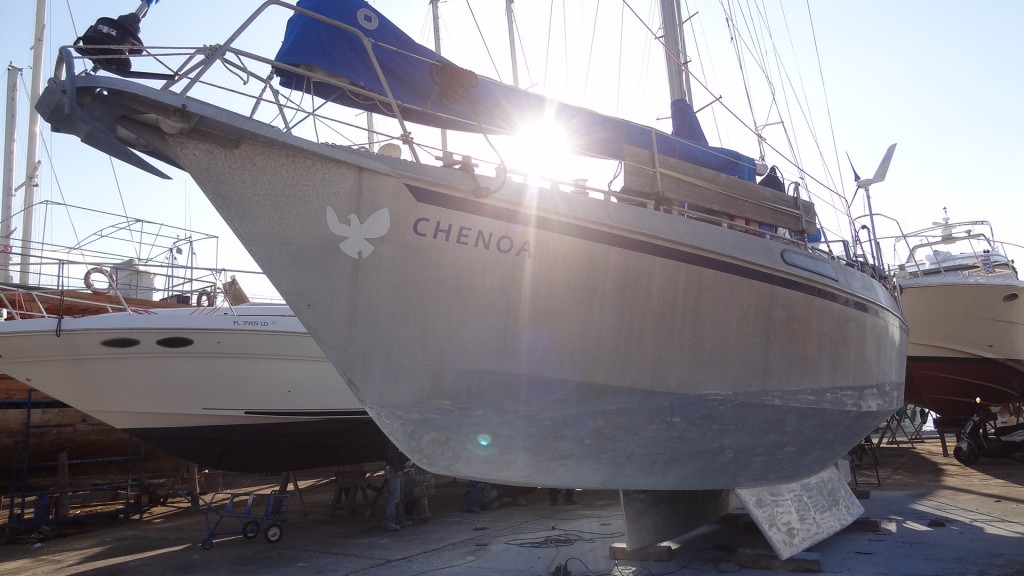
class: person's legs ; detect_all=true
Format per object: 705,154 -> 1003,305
465,482 -> 499,512
548,488 -> 560,506
383,465 -> 404,529
480,486 -> 502,510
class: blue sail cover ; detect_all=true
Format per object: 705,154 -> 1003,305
274,0 -> 755,181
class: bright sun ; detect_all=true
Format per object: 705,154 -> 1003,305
502,121 -> 574,181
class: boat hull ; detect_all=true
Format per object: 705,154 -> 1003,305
900,281 -> 1024,424
41,79 -> 907,490
0,309 -> 388,473
170,136 -> 905,488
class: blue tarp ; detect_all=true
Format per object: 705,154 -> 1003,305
274,0 -> 755,181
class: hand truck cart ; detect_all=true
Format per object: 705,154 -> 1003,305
402,465 -> 434,523
196,491 -> 290,549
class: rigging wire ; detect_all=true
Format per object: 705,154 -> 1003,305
740,0 -> 846,207
62,0 -> 78,37
615,1 -> 625,116
543,0 -> 556,93
465,1 -> 504,84
581,0 -> 602,101
107,156 -> 142,261
624,0 -> 845,213
15,72 -> 80,248
804,0 -> 848,201
767,0 -> 850,235
681,0 -> 727,146
722,0 -> 766,161
561,0 -> 569,95
734,0 -> 849,231
511,6 -> 536,89
745,0 -> 831,197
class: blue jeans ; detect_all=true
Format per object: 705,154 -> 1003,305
383,465 -> 405,528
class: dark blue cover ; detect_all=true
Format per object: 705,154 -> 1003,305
274,0 -> 755,181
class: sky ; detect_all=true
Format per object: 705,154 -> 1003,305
1,0 -> 1022,296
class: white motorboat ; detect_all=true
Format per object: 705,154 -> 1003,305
0,203 -> 386,474
890,216 -> 1024,425
37,0 -> 907,556
0,304 -> 387,473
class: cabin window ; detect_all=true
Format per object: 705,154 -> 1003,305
101,338 -> 141,349
155,336 -> 195,349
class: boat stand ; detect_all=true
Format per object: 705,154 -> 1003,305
330,466 -> 378,518
849,437 -> 882,487
875,406 -> 929,447
275,472 -> 307,516
4,390 -> 146,534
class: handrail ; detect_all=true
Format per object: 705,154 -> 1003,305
45,3 -> 874,264
875,218 -> 1019,281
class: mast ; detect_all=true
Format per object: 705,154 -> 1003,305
506,0 -> 520,88
659,0 -> 691,104
431,0 -> 448,152
18,0 -> 47,284
1,66 -> 20,280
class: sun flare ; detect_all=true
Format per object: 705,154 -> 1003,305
502,121 -> 574,181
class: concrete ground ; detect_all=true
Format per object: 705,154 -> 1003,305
2,434 -> 1023,575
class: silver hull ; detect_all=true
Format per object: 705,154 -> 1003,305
39,66 -> 906,490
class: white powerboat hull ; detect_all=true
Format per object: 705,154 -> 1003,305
0,306 -> 387,472
901,279 -> 1024,423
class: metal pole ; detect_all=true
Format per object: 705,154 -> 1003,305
18,0 -> 47,285
659,0 -> 687,103
1,66 -> 21,281
506,0 -> 520,88
430,0 -> 448,152
366,112 -> 375,152
866,188 -> 882,268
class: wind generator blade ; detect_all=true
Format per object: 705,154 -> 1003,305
856,143 -> 897,188
845,151 -> 861,183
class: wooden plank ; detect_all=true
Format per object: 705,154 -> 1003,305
735,548 -> 823,572
622,145 -> 817,234
608,542 -> 676,561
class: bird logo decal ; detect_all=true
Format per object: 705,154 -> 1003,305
326,206 -> 391,259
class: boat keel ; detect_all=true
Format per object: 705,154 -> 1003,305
619,488 -> 731,550
620,464 -> 862,560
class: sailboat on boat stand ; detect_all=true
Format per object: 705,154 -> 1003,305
37,0 -> 906,558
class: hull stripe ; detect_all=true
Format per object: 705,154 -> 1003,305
406,184 -> 894,321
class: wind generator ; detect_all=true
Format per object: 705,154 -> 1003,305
849,143 -> 898,269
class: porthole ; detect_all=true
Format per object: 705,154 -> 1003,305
101,337 -> 141,349
156,336 -> 195,349
1003,292 -> 1019,304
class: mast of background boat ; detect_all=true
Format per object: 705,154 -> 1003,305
431,0 -> 447,152
506,0 -> 520,88
1,66 -> 20,281
660,0 -> 692,104
16,0 -> 46,284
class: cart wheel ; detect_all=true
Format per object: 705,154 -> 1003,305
201,538 -> 214,550
242,520 -> 260,539
954,444 -> 980,465
264,524 -> 283,543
